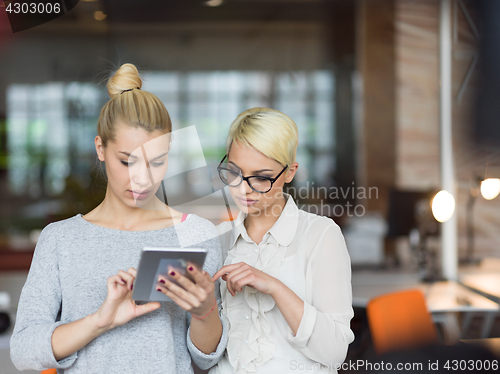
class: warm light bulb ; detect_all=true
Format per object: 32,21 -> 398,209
432,190 -> 455,223
94,11 -> 107,21
205,0 -> 224,6
480,178 -> 500,200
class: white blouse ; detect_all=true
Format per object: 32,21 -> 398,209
210,194 -> 355,374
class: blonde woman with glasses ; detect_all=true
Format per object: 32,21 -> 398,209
211,108 -> 354,374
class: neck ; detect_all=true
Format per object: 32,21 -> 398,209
95,185 -> 170,227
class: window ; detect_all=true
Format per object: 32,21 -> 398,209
4,70 -> 334,234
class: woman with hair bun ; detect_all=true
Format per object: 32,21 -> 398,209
10,63 -> 228,373
211,108 -> 354,373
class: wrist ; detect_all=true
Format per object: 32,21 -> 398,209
89,312 -> 113,334
191,299 -> 218,321
269,278 -> 285,297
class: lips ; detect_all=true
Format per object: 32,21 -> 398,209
128,189 -> 151,200
237,197 -> 258,206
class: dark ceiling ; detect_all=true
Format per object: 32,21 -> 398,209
99,0 -> 326,23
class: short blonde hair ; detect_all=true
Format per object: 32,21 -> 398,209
226,107 -> 299,167
97,63 -> 172,147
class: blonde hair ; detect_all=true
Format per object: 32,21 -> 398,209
97,63 -> 172,147
226,107 -> 299,167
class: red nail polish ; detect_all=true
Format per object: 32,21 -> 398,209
131,284 -> 133,290
159,279 -> 165,284
157,288 -> 162,292
170,271 -> 175,276
188,266 -> 193,271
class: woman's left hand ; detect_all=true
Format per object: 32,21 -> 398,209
157,264 -> 216,319
213,262 -> 281,297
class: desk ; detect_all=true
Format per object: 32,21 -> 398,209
459,273 -> 500,339
461,273 -> 500,299
352,271 -> 423,307
352,271 -> 500,342
426,281 -> 499,341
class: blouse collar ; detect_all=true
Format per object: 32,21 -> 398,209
229,193 -> 299,249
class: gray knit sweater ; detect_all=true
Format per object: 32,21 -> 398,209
10,213 -> 228,373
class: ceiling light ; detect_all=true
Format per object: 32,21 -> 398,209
205,0 -> 224,7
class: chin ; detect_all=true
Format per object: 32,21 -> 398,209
126,195 -> 149,209
234,202 -> 249,214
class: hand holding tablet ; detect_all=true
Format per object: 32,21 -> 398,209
132,247 -> 207,302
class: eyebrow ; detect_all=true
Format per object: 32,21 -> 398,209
228,161 -> 273,173
119,151 -> 168,161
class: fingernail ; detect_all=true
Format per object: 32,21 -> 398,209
131,284 -> 134,290
170,271 -> 175,276
188,266 -> 193,271
157,288 -> 162,292
159,279 -> 165,284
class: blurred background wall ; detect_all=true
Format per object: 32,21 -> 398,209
358,0 -> 500,266
0,0 -> 498,275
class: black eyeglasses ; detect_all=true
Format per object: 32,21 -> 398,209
217,154 -> 288,193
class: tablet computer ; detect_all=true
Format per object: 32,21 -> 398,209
132,247 -> 207,302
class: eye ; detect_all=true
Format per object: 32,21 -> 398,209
121,161 -> 165,167
254,177 -> 270,182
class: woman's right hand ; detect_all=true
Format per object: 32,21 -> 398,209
94,267 -> 161,331
51,268 -> 161,361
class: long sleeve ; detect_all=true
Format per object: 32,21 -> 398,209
285,223 -> 355,366
186,234 -> 229,369
10,223 -> 78,371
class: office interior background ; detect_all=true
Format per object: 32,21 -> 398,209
1,0 -> 500,373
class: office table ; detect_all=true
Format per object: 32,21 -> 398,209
352,271 -> 499,343
460,273 -> 500,300
459,272 -> 500,339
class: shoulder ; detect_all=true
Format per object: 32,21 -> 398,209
183,214 -> 218,235
297,209 -> 342,239
179,214 -> 221,249
295,209 -> 346,260
216,219 -> 233,234
30,215 -> 82,264
36,214 -> 83,243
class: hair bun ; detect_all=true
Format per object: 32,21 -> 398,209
107,63 -> 143,99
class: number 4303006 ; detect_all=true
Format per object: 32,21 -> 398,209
2,1 -> 62,14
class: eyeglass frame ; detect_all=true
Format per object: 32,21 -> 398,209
217,154 -> 288,193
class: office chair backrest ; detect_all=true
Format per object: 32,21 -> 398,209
366,289 -> 439,355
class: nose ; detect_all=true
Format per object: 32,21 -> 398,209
239,177 -> 253,195
131,161 -> 154,187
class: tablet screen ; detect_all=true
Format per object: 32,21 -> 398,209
132,247 -> 207,302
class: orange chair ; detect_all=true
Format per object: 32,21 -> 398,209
40,369 -> 57,374
366,289 -> 439,355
